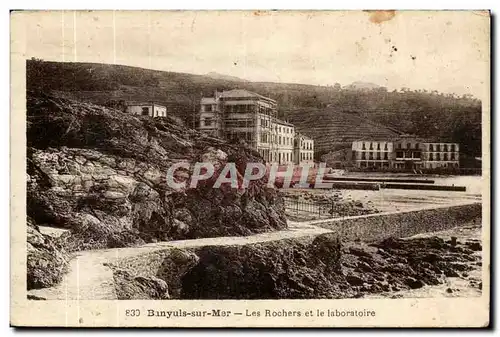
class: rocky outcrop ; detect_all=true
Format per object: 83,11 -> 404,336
27,217 -> 68,290
336,235 -> 481,297
181,233 -> 343,299
27,94 -> 287,251
109,229 -> 480,300
112,269 -> 170,300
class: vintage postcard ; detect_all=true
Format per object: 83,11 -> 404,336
10,10 -> 490,327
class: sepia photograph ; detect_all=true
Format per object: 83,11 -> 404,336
10,9 -> 490,327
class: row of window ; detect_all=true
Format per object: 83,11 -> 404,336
278,135 -> 293,146
271,151 -> 292,163
428,144 -> 457,152
361,143 -> 389,151
395,151 -> 421,159
258,149 -> 313,163
359,152 -> 390,160
301,141 -> 313,150
360,142 -> 458,152
276,125 -> 293,134
355,152 -> 457,161
428,153 -> 457,161
225,119 -> 254,128
224,104 -> 256,113
301,152 -> 313,161
225,131 -> 254,142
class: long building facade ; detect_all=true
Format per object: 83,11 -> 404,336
198,89 -> 314,165
351,136 -> 459,170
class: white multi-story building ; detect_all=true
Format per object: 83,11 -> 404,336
272,118 -> 295,165
294,133 -> 315,165
351,135 -> 459,170
351,140 -> 393,169
421,142 -> 460,169
198,89 -> 314,165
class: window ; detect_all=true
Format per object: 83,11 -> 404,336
444,145 -> 448,152
451,144 -> 455,152
362,143 -> 366,150
142,107 -> 150,116
369,143 -> 373,150
361,152 -> 366,160
398,143 -> 402,149
436,144 -> 440,152
451,153 -> 455,160
384,152 -> 388,160
377,143 -> 381,150
429,144 -> 433,151
444,153 -> 448,161
436,153 -> 441,161
415,143 -> 419,150
384,143 -> 388,150
429,153 -> 434,161
407,143 -> 411,149
205,105 -> 212,112
369,152 -> 373,160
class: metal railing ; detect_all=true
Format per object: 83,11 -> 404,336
283,196 -> 335,218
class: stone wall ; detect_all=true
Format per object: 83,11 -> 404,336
313,202 -> 482,241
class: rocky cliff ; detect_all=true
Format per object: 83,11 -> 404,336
26,93 -> 286,288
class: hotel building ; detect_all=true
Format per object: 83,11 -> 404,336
351,135 -> 459,170
198,89 -> 314,165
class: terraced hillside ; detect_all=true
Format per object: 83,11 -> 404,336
287,107 -> 402,155
27,59 -> 482,160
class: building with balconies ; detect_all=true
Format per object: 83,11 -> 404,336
351,135 -> 459,171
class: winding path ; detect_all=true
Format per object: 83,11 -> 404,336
28,201 -> 480,300
28,222 -> 332,300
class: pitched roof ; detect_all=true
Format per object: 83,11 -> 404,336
125,101 -> 166,108
272,117 -> 294,127
201,97 -> 216,104
220,89 -> 276,103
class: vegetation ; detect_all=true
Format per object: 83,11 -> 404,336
26,59 -> 482,160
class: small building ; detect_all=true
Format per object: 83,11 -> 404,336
294,133 -> 315,165
125,102 -> 167,118
272,118 -> 295,165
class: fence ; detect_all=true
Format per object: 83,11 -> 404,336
283,197 -> 336,219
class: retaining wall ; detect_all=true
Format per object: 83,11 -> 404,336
311,202 -> 482,241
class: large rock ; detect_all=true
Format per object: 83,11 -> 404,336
180,233 -> 343,299
26,94 -> 287,251
27,217 -> 68,290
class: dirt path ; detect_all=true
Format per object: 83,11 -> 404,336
28,222 -> 332,300
29,203 -> 481,300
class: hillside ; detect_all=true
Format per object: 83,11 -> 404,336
206,72 -> 248,82
287,107 -> 402,155
27,93 -> 286,289
27,59 -> 482,159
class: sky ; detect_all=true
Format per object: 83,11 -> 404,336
16,10 -> 490,98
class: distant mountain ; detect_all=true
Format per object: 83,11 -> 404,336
345,81 -> 382,91
206,72 -> 247,82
